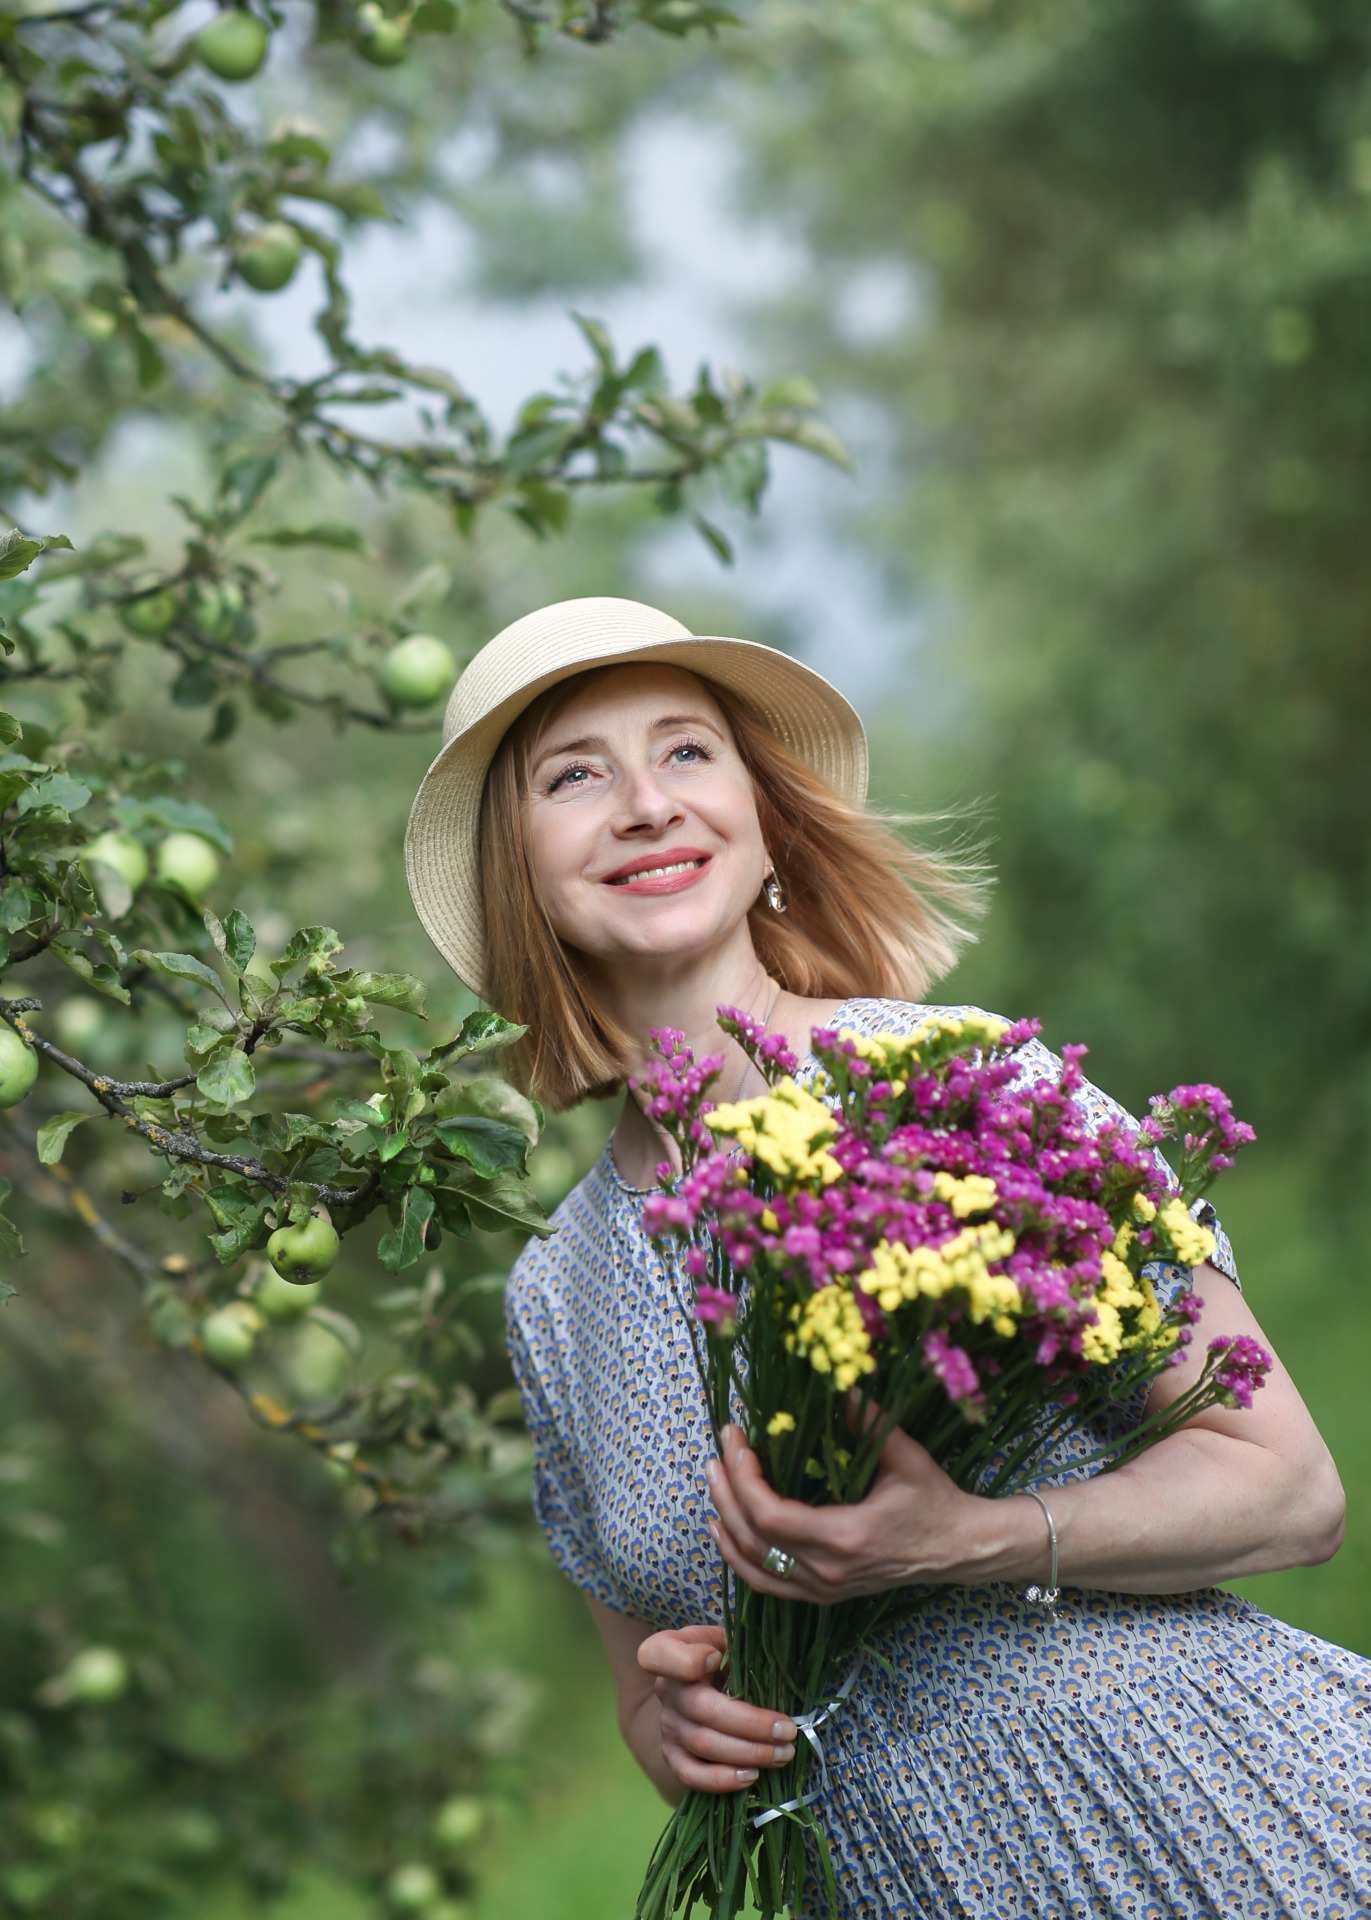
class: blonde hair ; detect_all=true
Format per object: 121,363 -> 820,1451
478,668 -> 987,1109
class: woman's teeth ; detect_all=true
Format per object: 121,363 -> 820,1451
613,859 -> 702,883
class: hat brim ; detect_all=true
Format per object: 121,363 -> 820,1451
404,634 -> 868,998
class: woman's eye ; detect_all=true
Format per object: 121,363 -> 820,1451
668,740 -> 711,766
547,763 -> 593,793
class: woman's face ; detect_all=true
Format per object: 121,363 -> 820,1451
523,664 -> 768,973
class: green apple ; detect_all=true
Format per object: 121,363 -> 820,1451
0,1025 -> 39,1109
378,634 -> 456,710
197,10 -> 269,80
54,996 -> 104,1052
154,831 -> 220,897
386,1863 -> 441,1912
200,1301 -> 263,1369
119,575 -> 180,637
60,1646 -> 130,1706
81,830 -> 149,893
235,222 -> 302,293
267,1209 -> 339,1284
354,2 -> 410,64
254,1265 -> 322,1321
432,1795 -> 485,1852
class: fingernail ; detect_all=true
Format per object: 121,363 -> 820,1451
704,1650 -> 721,1672
773,1744 -> 795,1765
704,1459 -> 718,1481
707,1519 -> 720,1543
736,1768 -> 758,1784
771,1718 -> 795,1740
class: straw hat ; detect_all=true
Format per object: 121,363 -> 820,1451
403,595 -> 868,995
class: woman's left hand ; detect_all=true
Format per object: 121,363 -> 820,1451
705,1421 -> 1023,1603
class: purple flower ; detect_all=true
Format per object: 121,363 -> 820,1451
1208,1332 -> 1272,1410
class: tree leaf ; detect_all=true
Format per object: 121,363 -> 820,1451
50,939 -> 132,1004
36,1111 -> 94,1166
133,949 -> 227,999
462,1169 -> 551,1240
133,795 -> 234,855
0,1177 -> 26,1261
377,1184 -> 436,1273
429,1009 -> 527,1065
0,709 -> 21,746
774,417 -> 854,471
0,529 -> 74,581
196,1044 -> 256,1108
250,522 -> 368,554
16,771 -> 92,817
204,908 -> 256,977
351,971 -> 427,1016
271,926 -> 344,978
435,1115 -> 528,1177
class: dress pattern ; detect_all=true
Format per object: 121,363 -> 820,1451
505,1000 -> 1371,1918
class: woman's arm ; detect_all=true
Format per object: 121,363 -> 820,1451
587,1598 -> 797,1803
705,1264 -> 1346,1603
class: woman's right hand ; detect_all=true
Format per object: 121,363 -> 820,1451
637,1624 -> 797,1794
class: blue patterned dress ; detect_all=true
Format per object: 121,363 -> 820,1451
505,999 -> 1371,1918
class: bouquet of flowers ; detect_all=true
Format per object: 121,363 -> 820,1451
632,1010 -> 1266,1920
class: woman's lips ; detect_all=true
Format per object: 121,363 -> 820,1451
603,853 -> 711,895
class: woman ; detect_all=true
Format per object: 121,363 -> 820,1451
405,595 -> 1370,1917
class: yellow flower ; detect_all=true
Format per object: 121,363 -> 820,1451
933,1170 -> 999,1218
788,1284 -> 876,1391
761,1208 -> 779,1233
1157,1196 -> 1216,1268
1081,1297 -> 1124,1365
1099,1249 -> 1142,1310
857,1224 -> 1020,1326
1132,1192 -> 1157,1223
1112,1220 -> 1135,1259
707,1079 -> 843,1187
766,1411 -> 796,1436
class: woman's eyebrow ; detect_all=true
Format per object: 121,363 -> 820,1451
532,711 -> 724,770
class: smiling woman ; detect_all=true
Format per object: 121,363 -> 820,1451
403,597 -> 1368,1920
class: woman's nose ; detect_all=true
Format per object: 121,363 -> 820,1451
615,763 -> 683,833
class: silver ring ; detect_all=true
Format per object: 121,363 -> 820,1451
763,1545 -> 796,1580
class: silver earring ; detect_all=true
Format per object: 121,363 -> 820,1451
764,870 -> 787,914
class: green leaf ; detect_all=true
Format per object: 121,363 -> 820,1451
0,529 -> 74,581
377,1184 -> 436,1273
691,514 -> 734,565
131,795 -> 234,855
250,522 -> 369,554
775,417 -> 854,471
429,1009 -> 527,1066
204,1189 -> 272,1264
0,1178 -> 25,1261
196,1044 -> 256,1108
205,908 -> 256,978
435,1115 -> 528,1177
36,1111 -> 94,1166
757,376 -> 822,412
16,772 -> 92,818
573,312 -> 616,375
0,710 -> 20,747
50,939 -> 132,1004
463,1168 -> 551,1239
133,949 -> 227,1000
351,971 -> 428,1016
271,926 -> 344,978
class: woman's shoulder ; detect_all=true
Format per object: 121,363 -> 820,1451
826,996 -> 1018,1044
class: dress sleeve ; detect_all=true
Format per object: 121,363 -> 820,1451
504,1251 -> 634,1614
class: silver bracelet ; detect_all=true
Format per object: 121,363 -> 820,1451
1022,1489 -> 1061,1616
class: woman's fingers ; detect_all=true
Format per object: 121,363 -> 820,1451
637,1624 -> 726,1681
658,1696 -> 795,1769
